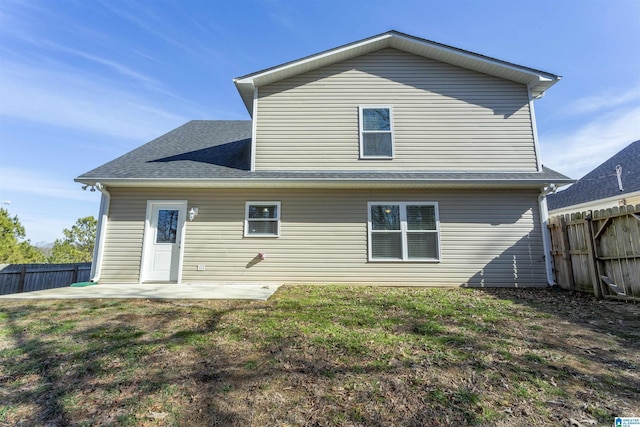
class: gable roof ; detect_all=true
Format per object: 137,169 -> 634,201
76,120 -> 573,189
547,140 -> 640,211
234,30 -> 561,115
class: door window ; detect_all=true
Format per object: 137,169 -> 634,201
156,209 -> 179,243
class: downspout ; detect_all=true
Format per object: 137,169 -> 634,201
90,182 -> 110,282
538,184 -> 557,286
526,83 -> 543,172
250,86 -> 258,171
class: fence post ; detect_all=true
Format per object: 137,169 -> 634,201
71,264 -> 79,284
17,265 -> 27,293
584,214 -> 602,299
560,215 -> 575,289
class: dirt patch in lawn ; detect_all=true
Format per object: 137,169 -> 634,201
1,286 -> 638,426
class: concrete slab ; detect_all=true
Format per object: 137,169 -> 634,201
0,283 -> 281,301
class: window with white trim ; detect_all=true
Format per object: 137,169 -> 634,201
360,106 -> 393,158
245,202 -> 280,237
368,202 -> 440,261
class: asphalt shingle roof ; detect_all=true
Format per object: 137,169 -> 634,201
77,120 -> 573,185
547,140 -> 640,211
77,120 -> 252,180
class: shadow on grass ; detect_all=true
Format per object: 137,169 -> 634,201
1,287 -> 639,426
242,286 -> 640,425
473,288 -> 640,420
0,300 -> 242,426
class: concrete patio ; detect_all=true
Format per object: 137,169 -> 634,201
0,282 -> 281,301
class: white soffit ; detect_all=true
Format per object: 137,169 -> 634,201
233,31 -> 561,114
82,178 -> 572,190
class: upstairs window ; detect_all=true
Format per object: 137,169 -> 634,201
245,202 -> 280,237
360,107 -> 393,159
368,202 -> 440,261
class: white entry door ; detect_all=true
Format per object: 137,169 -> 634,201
141,201 -> 187,283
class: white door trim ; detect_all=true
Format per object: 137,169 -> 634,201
140,200 -> 187,284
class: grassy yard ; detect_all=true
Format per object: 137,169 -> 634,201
1,286 -> 638,426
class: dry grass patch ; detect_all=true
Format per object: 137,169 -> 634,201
1,286 -> 638,426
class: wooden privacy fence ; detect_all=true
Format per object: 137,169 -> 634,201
0,263 -> 92,295
549,204 -> 640,301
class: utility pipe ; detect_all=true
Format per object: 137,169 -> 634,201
90,182 -> 110,282
538,184 -> 557,286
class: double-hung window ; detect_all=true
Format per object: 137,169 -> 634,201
368,202 -> 440,261
360,106 -> 393,158
245,202 -> 280,237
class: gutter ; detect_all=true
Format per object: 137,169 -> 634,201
75,177 -> 575,190
90,182 -> 110,282
538,184 -> 557,286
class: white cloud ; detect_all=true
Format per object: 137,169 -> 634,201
0,60 -> 188,141
19,214 -> 70,244
12,208 -> 98,245
131,49 -> 170,66
98,1 -> 224,65
540,105 -> 640,179
562,84 -> 640,117
0,167 -> 93,202
36,41 -> 203,107
43,41 -> 163,88
0,167 -> 101,242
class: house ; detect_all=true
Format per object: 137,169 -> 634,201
547,140 -> 640,216
76,31 -> 573,287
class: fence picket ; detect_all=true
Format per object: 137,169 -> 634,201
0,263 -> 92,295
549,205 -> 640,301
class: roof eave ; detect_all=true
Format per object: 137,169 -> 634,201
75,176 -> 575,190
233,30 -> 561,114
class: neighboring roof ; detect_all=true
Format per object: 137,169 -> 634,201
547,140 -> 640,211
76,120 -> 573,189
234,30 -> 561,115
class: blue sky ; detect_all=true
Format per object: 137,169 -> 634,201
1,0 -> 639,243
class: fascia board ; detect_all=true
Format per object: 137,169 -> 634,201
388,33 -> 560,85
233,31 -> 561,113
74,177 -> 575,190
234,34 -> 392,86
233,33 -> 392,113
234,82 -> 254,115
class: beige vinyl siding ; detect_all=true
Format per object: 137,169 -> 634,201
255,48 -> 537,171
100,187 -> 546,287
99,188 -> 147,283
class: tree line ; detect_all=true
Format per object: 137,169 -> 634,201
0,208 -> 96,264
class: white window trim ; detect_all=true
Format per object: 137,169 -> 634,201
359,106 -> 394,159
244,201 -> 281,237
367,202 -> 441,262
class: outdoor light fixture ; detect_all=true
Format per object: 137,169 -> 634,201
188,207 -> 199,221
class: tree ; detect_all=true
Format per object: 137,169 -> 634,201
49,216 -> 97,263
0,208 -> 46,263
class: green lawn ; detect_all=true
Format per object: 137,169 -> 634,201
1,286 -> 638,426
